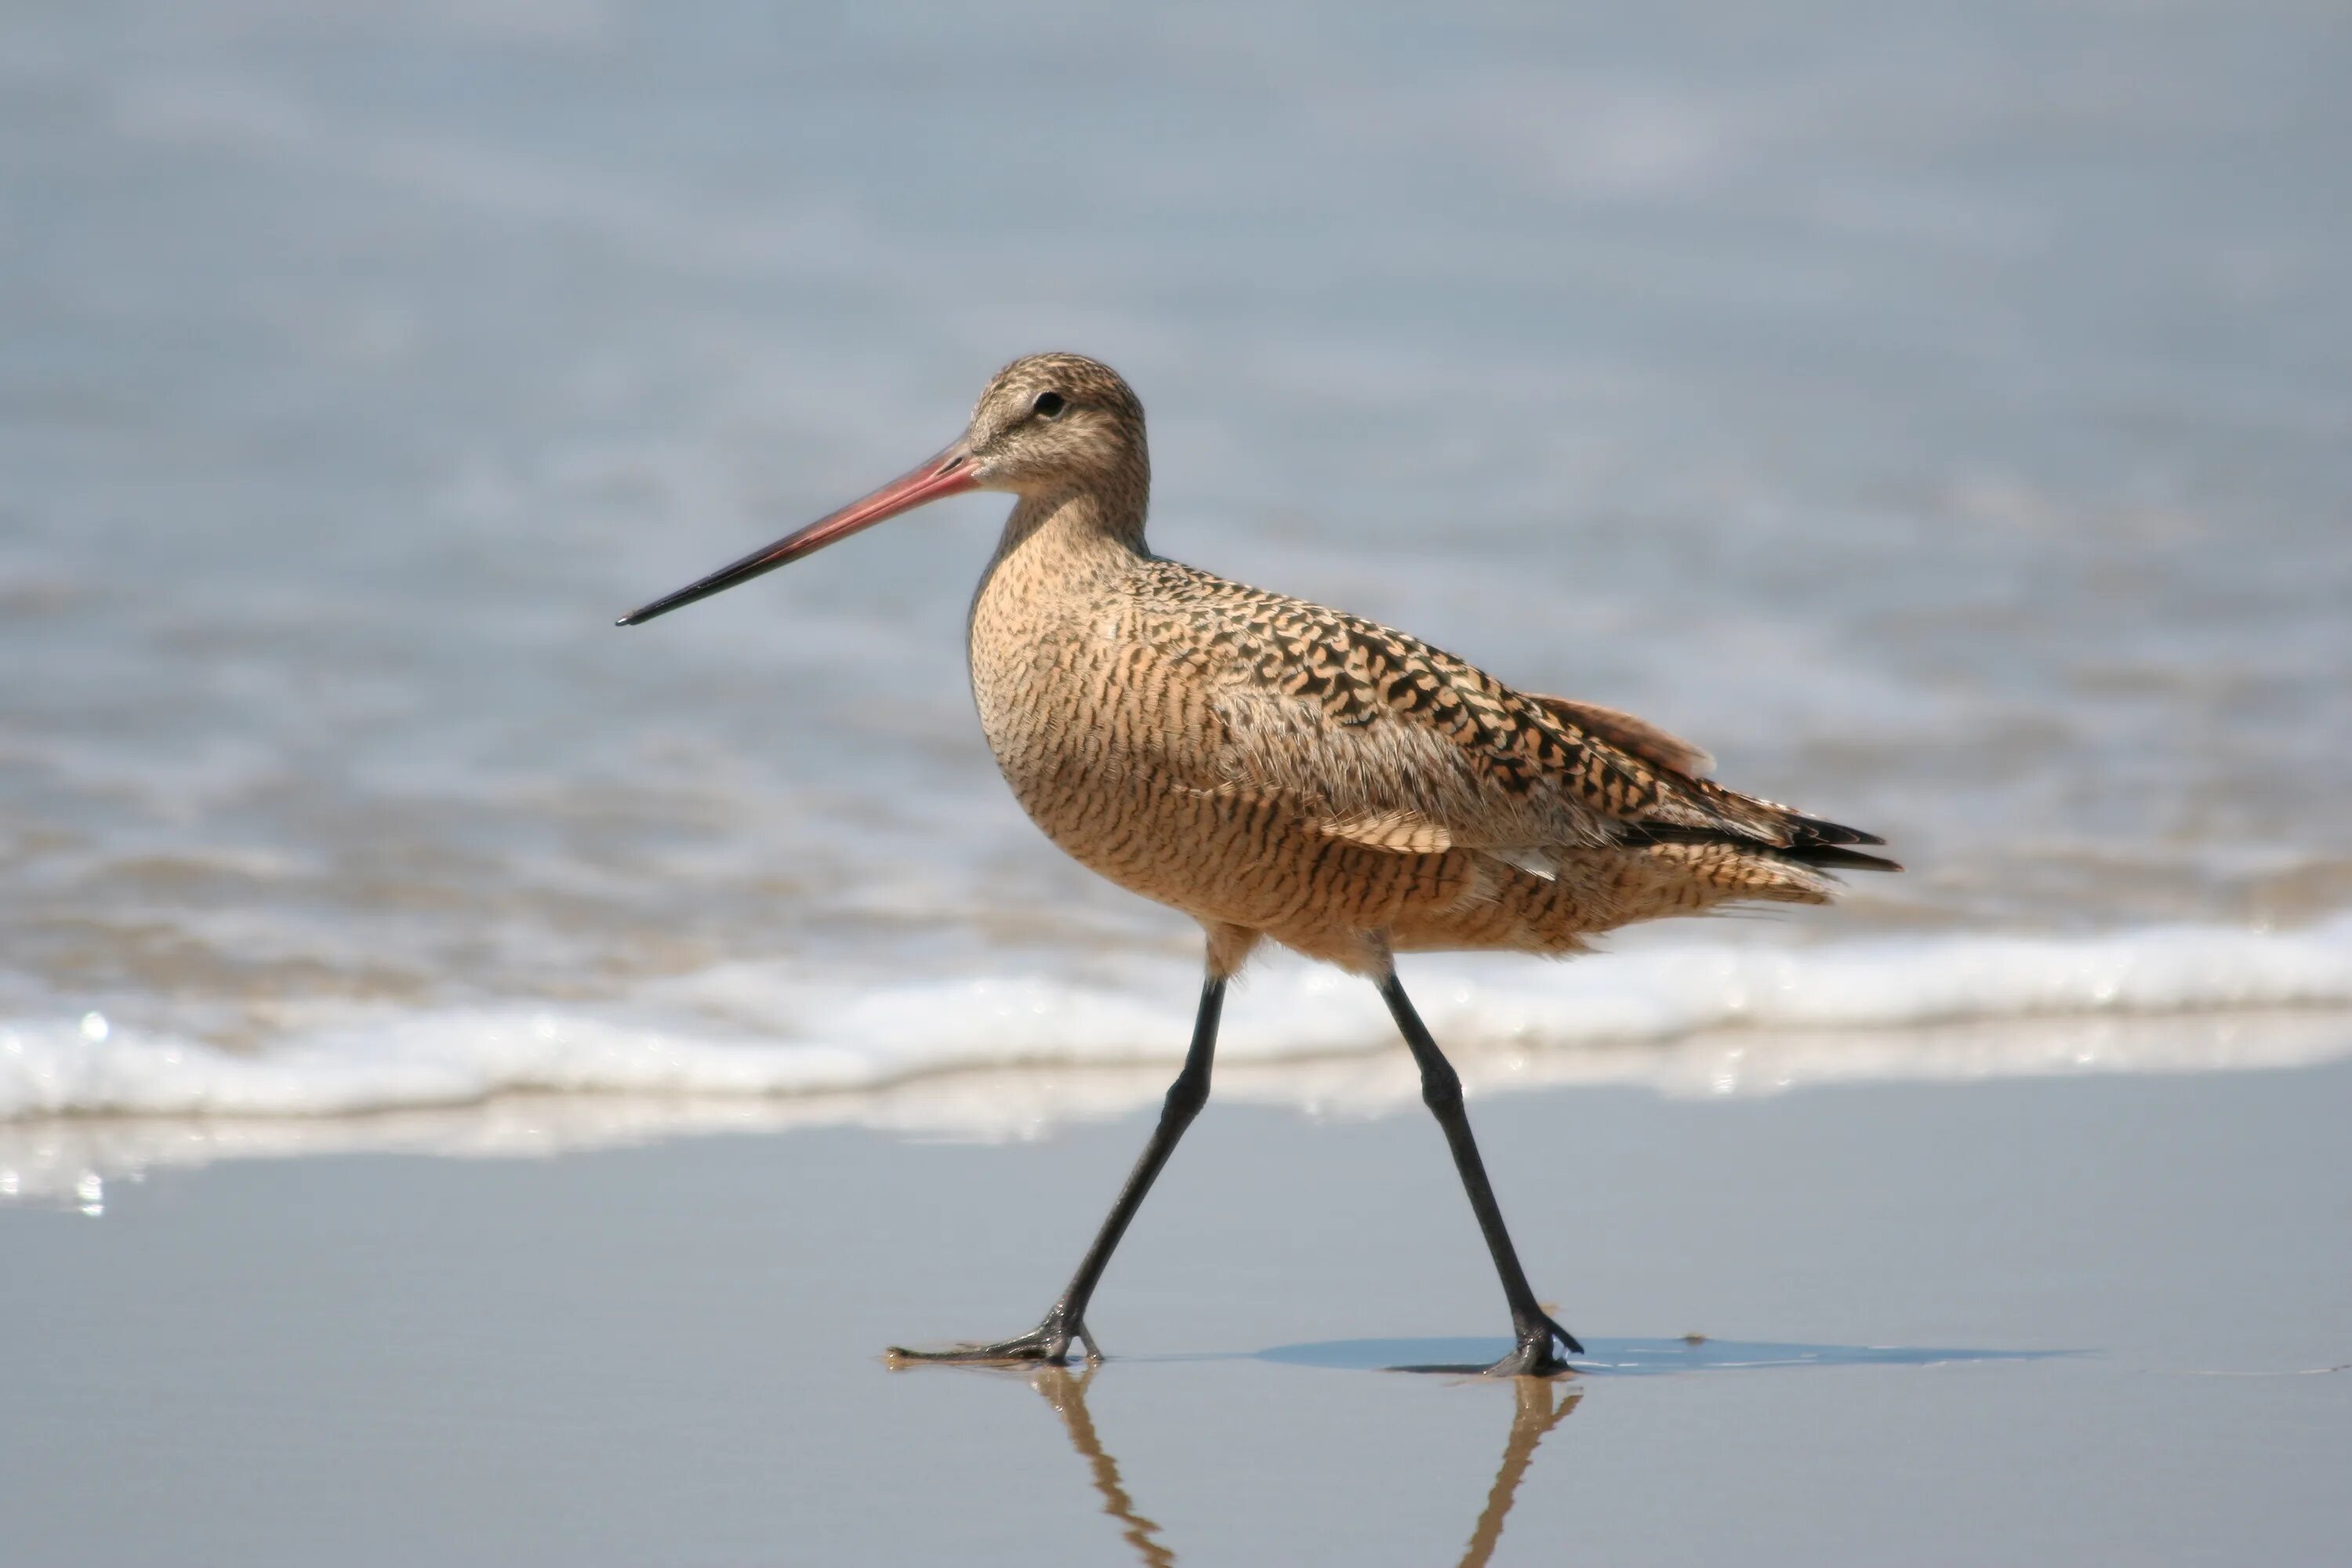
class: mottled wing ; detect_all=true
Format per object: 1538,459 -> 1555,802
1137,570 -> 1697,846
1136,564 -> 1892,870
1529,696 -> 1713,779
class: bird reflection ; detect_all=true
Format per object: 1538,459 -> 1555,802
1029,1367 -> 1176,1568
1024,1367 -> 1581,1568
1454,1375 -> 1581,1568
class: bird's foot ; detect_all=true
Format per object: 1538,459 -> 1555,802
1483,1312 -> 1584,1378
886,1310 -> 1101,1368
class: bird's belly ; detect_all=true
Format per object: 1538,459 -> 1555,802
989,737 -> 1492,948
973,662 -> 1638,971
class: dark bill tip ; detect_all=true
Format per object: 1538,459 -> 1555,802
615,447 -> 975,628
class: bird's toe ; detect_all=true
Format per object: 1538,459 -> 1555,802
884,1312 -> 1094,1368
1483,1316 -> 1584,1378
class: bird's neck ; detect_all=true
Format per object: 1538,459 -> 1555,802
983,485 -> 1151,594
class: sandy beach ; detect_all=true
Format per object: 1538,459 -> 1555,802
6,1029 -> 2347,1566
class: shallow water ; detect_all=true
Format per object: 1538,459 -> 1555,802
4,3 -> 2350,1167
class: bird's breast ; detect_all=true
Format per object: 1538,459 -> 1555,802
967,564 -> 1234,891
971,573 -> 1168,796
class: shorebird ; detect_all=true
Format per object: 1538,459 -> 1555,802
619,353 -> 1896,1376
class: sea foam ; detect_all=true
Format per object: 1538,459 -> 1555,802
5,915 -> 2348,1125
5,916 -> 2350,1204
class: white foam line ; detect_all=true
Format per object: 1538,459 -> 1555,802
5,1008 -> 2348,1208
6,913 -> 2352,1201
6,916 -> 2351,1128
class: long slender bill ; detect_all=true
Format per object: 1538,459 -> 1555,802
617,446 -> 978,626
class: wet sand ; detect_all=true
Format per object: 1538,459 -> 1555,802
5,1047 -> 2348,1566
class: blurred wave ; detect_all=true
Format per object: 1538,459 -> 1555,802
8,918 -> 2349,1204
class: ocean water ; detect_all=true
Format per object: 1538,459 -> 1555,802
5,2 -> 2350,1200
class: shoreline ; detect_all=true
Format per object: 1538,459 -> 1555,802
5,1006 -> 2350,1208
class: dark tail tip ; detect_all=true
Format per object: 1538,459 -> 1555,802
1787,813 -> 1886,848
1788,844 -> 1903,873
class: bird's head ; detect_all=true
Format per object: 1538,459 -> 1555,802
617,352 -> 1147,626
961,352 -> 1149,502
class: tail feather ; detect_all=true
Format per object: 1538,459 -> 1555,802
1776,811 -> 1899,871
1780,842 -> 1903,873
1527,689 -> 1894,873
1784,812 -> 1888,850
1617,811 -> 1901,873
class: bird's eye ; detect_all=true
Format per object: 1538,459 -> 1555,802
1032,390 -> 1066,419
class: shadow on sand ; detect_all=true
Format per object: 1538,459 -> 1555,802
1253,1335 -> 2073,1376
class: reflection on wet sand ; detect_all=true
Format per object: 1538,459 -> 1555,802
1029,1367 -> 1177,1568
1453,1376 -> 1581,1568
966,1338 -> 2063,1563
1022,1366 -> 1580,1568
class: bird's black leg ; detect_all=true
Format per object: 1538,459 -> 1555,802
1378,969 -> 1583,1377
889,974 -> 1225,1367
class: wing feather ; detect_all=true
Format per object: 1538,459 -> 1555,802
1138,563 -> 1890,871
1528,695 -> 1714,779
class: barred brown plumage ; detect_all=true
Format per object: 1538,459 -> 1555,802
620,351 -> 1897,1377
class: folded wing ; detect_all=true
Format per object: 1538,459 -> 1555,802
1142,570 -> 1896,877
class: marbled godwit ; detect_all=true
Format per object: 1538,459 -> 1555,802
619,353 -> 1896,1376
